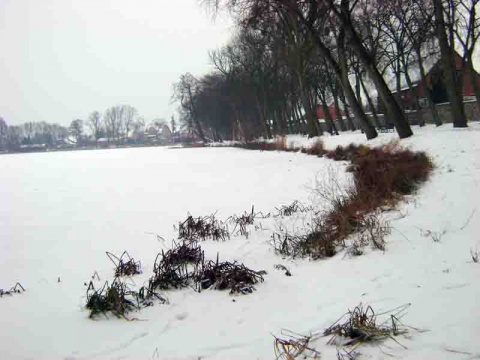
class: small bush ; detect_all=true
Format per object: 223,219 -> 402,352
147,243 -> 200,291
292,142 -> 432,259
271,222 -> 337,260
302,138 -> 325,156
274,136 -> 289,151
86,278 -> 139,319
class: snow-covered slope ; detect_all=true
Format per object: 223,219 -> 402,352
0,123 -> 479,359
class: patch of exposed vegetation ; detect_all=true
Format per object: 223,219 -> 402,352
273,303 -> 410,359
177,213 -> 230,242
0,282 -> 25,297
106,251 -> 142,277
259,141 -> 432,259
194,256 -> 266,294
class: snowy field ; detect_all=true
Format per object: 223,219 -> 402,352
0,123 -> 479,359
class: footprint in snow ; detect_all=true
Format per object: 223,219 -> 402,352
175,312 -> 188,321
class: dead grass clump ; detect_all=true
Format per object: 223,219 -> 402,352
148,252 -> 194,291
0,282 -> 25,297
274,264 -> 292,276
273,331 -> 321,360
275,135 -> 289,151
86,278 -> 139,319
323,303 -> 409,347
273,303 -> 410,359
146,240 -> 203,291
275,200 -> 312,217
471,248 -> 479,263
227,205 -> 262,238
234,141 -> 278,151
299,143 -> 431,258
161,240 -> 203,266
106,251 -> 142,277
325,144 -> 369,161
177,213 -> 229,242
301,138 -> 325,156
194,256 -> 266,294
351,143 -> 433,202
271,223 -> 337,260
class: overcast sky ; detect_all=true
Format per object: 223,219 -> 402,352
0,0 -> 234,126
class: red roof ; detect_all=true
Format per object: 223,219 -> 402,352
316,105 -> 346,120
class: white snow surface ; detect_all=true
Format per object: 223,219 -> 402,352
1,123 -> 479,359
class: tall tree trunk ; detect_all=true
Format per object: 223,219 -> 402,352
333,0 -> 412,138
467,60 -> 480,112
296,14 -> 375,138
359,73 -> 381,128
327,74 -> 347,131
337,32 -> 377,139
255,95 -> 272,139
290,100 -> 301,133
338,86 -> 356,130
415,46 -> 442,126
187,88 -> 206,142
294,102 -> 306,134
318,89 -> 339,135
355,72 -> 363,108
433,0 -> 467,127
297,72 -> 321,137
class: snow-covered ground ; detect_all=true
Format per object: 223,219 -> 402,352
0,123 -> 479,360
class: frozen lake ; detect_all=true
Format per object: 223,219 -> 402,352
0,146 -> 335,359
1,126 -> 479,360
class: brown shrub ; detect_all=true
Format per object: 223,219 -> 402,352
274,136 -> 289,151
302,138 -> 325,156
274,142 -> 433,259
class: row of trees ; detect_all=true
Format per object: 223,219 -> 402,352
173,0 -> 479,141
0,117 -> 70,150
71,105 -> 145,144
0,105 -> 176,151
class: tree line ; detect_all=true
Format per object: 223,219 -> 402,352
173,0 -> 479,142
0,105 -> 176,152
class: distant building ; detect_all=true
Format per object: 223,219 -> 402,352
144,124 -> 172,145
316,104 -> 346,121
383,51 -> 480,112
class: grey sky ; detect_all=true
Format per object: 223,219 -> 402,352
0,0 -> 234,126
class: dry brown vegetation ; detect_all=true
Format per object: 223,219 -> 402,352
240,139 -> 433,259
273,303 -> 410,359
106,251 -> 142,277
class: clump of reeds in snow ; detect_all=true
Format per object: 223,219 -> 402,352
177,213 -> 230,242
193,255 -> 267,294
0,282 -> 25,297
106,251 -> 142,277
273,303 -> 411,359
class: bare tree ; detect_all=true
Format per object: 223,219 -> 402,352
433,0 -> 468,127
0,117 -> 7,150
104,106 -> 124,142
121,105 -> 137,141
69,119 -> 84,145
88,111 -> 103,140
173,73 -> 206,142
454,0 -> 480,108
